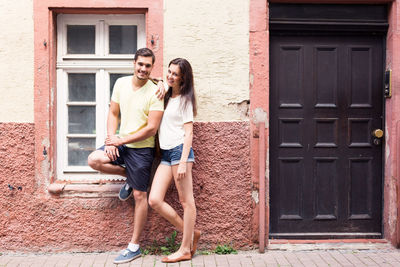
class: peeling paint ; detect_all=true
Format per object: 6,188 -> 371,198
41,155 -> 50,176
386,123 -> 390,162
228,100 -> 250,119
37,64 -> 45,72
388,176 -> 397,237
50,87 -> 54,108
266,150 -> 270,201
252,190 -> 259,204
253,47 -> 259,56
151,34 -> 160,52
41,137 -> 50,148
252,108 -> 268,126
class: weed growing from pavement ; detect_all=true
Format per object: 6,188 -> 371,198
141,232 -> 238,256
214,244 -> 238,255
141,231 -> 181,255
198,250 -> 212,255
163,230 -> 180,254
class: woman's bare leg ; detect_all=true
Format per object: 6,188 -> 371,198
148,164 -> 184,231
167,163 -> 196,258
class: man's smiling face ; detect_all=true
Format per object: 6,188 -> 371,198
133,56 -> 154,80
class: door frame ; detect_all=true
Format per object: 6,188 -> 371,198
249,0 -> 400,251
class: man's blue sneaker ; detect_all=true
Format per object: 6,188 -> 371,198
113,248 -> 141,264
119,183 -> 133,201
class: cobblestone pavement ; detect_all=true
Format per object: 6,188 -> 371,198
1,243 -> 400,267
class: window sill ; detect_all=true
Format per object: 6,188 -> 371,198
48,181 -> 123,198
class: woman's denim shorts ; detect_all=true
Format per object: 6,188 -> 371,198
160,143 -> 195,166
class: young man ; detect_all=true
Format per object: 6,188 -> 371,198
87,48 -> 164,264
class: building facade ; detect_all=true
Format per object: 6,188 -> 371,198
1,0 -> 400,252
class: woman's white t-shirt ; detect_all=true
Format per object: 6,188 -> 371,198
159,95 -> 193,150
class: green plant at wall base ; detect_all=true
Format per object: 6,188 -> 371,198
214,244 -> 237,255
141,240 -> 162,255
198,250 -> 212,255
140,248 -> 150,256
164,230 -> 180,254
142,231 -> 181,255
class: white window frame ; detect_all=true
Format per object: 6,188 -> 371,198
56,14 -> 145,181
57,14 -> 146,60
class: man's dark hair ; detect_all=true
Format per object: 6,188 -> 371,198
134,48 -> 155,64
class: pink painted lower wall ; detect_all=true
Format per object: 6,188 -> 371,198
0,122 -> 253,252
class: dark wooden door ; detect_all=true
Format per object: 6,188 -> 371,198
270,35 -> 384,238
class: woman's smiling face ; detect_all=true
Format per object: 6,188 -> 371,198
166,64 -> 182,89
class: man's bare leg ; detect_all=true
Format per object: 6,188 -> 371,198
130,190 -> 148,244
88,150 -> 126,176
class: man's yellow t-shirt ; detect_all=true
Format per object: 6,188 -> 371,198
111,76 -> 164,148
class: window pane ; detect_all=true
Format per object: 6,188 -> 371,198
67,25 -> 95,54
109,25 -> 137,54
68,73 -> 96,101
68,138 -> 96,166
110,73 -> 131,99
68,106 -> 96,134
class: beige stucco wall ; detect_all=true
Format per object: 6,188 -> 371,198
0,0 -> 34,123
164,0 -> 250,122
0,0 -> 249,122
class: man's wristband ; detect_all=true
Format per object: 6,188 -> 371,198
150,78 -> 163,84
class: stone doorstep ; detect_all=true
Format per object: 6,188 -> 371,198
267,239 -> 394,251
269,239 -> 388,244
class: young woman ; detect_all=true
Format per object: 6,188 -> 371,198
149,58 -> 200,263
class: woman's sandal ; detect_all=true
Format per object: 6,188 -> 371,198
161,253 -> 191,263
162,229 -> 201,262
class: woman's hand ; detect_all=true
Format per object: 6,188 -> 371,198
177,162 -> 187,181
155,81 -> 166,100
105,135 -> 122,147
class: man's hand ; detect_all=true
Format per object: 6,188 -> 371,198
177,162 -> 187,181
104,145 -> 119,161
155,81 -> 166,100
105,135 -> 123,147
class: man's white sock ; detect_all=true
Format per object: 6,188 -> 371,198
128,243 -> 139,252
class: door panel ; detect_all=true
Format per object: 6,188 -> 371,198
270,35 -> 383,237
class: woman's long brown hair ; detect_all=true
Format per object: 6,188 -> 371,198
164,58 -> 197,116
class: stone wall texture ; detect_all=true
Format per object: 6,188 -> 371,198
0,122 -> 253,252
0,0 -> 34,123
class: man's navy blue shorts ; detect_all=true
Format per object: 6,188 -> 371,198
98,145 -> 154,192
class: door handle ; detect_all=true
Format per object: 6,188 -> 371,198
372,129 -> 384,138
